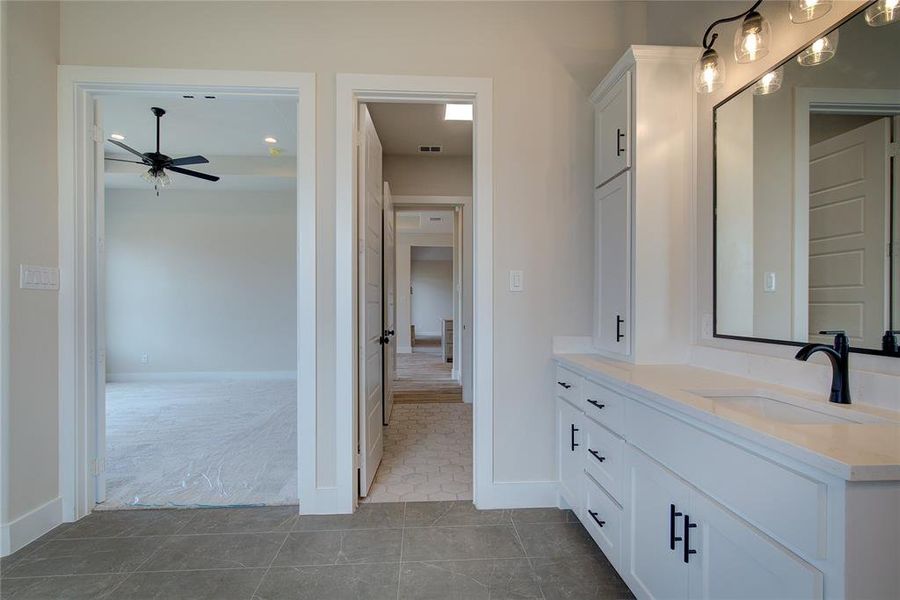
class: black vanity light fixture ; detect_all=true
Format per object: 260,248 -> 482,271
865,0 -> 900,26
695,1 -> 770,94
796,29 -> 839,65
752,66 -> 784,95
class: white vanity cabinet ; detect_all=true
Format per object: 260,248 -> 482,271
591,46 -> 698,363
553,357 -> 900,600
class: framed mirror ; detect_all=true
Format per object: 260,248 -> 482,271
714,4 -> 900,356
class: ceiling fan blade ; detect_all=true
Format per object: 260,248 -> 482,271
104,157 -> 146,164
169,155 -> 209,167
107,139 -> 149,161
167,166 -> 220,182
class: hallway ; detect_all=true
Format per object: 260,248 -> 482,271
393,340 -> 462,404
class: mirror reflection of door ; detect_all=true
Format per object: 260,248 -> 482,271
808,117 -> 891,348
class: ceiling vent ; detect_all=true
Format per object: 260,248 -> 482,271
418,145 -> 443,154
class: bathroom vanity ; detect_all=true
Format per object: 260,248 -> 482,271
553,354 -> 900,600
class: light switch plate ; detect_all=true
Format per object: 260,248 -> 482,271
509,270 -> 524,292
764,271 -> 776,293
19,265 -> 59,291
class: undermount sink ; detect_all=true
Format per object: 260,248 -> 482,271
687,388 -> 889,425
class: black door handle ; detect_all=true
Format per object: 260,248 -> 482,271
669,504 -> 682,550
587,399 -> 605,410
683,514 -> 697,563
616,315 -> 625,342
570,424 -> 579,451
588,510 -> 606,528
588,449 -> 606,463
557,381 -> 572,390
616,128 -> 625,156
388,329 -> 395,336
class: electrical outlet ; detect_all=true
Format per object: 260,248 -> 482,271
509,270 -> 524,292
140,353 -> 150,365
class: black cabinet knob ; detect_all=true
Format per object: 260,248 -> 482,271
587,399 -> 605,410
669,504 -> 683,550
588,449 -> 606,463
683,514 -> 697,563
588,510 -> 606,528
557,381 -> 572,390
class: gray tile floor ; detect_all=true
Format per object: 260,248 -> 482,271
0,502 -> 634,600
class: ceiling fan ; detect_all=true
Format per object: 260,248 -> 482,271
105,106 -> 220,194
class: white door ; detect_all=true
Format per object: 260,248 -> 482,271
382,181 -> 396,425
809,118 -> 890,348
625,448 -> 691,600
892,117 -> 899,330
557,397 -> 583,514
594,173 -> 631,356
94,97 -> 108,503
688,491 -> 823,600
595,71 -> 631,187
358,104 -> 384,496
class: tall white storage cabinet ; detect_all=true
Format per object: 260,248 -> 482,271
591,46 -> 698,363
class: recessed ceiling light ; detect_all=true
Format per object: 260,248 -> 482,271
109,133 -> 126,141
444,104 -> 473,121
264,136 -> 278,144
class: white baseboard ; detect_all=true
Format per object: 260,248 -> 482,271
106,370 -> 298,383
397,346 -> 412,354
474,481 -> 559,510
552,335 -> 595,354
451,367 -> 461,381
1,496 -> 63,557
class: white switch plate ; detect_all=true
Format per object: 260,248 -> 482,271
19,265 -> 59,291
509,270 -> 524,292
764,271 -> 776,293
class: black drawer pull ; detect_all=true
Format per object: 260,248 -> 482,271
588,449 -> 606,463
570,424 -> 579,451
683,514 -> 697,563
669,504 -> 682,550
616,128 -> 625,157
557,381 -> 572,390
588,510 -> 606,528
587,399 -> 605,410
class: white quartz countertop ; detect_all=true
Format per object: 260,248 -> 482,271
554,353 -> 900,482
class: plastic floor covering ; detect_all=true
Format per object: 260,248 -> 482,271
99,378 -> 298,510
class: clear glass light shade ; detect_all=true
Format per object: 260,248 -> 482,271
141,168 -> 171,189
796,29 -> 839,66
734,11 -> 771,63
865,0 -> 900,26
694,48 -> 726,94
789,0 -> 833,24
752,67 -> 784,95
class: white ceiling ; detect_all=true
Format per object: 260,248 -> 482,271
368,103 -> 472,157
101,92 -> 297,192
397,209 -> 454,234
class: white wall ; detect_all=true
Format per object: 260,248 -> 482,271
395,233 -> 453,352
5,0 -> 649,535
383,155 -> 472,196
410,253 -> 453,337
104,188 -> 297,378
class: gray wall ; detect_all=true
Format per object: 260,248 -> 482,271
105,188 -> 297,377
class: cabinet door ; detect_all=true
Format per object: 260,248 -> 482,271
557,398 -> 583,514
595,70 -> 631,187
594,173 -> 631,356
688,492 -> 823,600
626,448 -> 691,600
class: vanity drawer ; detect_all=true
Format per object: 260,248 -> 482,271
582,378 -> 625,435
582,416 -> 625,503
627,399 -> 826,561
583,473 -> 623,569
555,365 -> 582,406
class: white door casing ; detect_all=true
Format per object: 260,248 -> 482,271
808,118 -> 890,348
93,98 -> 108,503
357,104 -> 384,497
383,181 -> 396,425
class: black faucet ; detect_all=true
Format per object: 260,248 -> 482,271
795,331 -> 851,404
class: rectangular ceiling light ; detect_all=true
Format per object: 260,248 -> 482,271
444,103 -> 473,121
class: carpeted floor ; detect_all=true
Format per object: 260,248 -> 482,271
102,379 -> 298,509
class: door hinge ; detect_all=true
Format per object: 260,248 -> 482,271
91,125 -> 104,143
91,457 -> 106,476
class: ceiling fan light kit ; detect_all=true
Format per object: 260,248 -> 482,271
105,106 -> 221,195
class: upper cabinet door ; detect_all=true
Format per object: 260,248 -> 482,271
594,173 -> 631,356
688,492 -> 824,600
595,70 -> 631,188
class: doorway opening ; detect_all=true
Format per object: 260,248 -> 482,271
355,101 -> 474,504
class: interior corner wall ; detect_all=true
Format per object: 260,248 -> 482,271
4,0 -> 60,527
104,188 -> 297,378
383,155 -> 473,197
